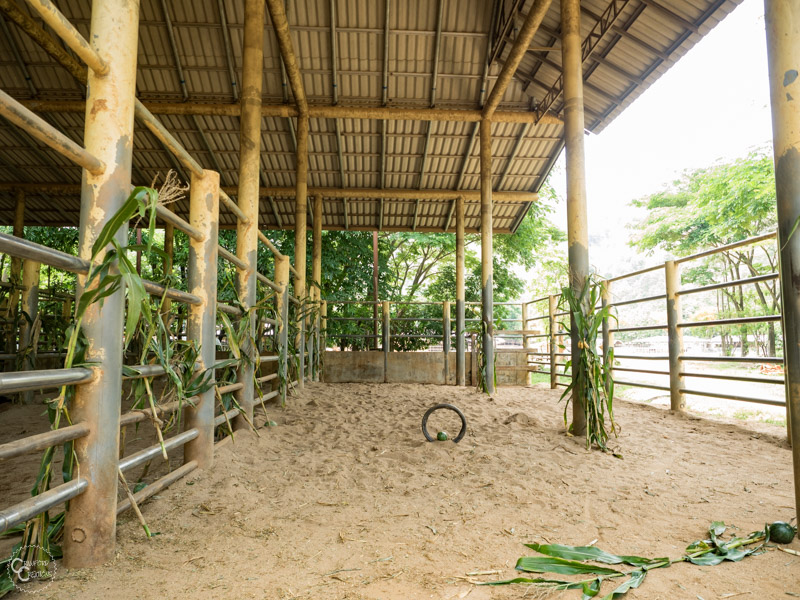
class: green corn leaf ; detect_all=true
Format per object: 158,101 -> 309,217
524,543 -> 631,565
582,577 -> 602,599
600,569 -> 646,600
90,188 -> 145,258
516,556 -> 621,576
479,576 -> 590,589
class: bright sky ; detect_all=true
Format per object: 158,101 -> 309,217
548,0 -> 773,270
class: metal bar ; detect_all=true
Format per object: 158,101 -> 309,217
608,293 -> 666,307
219,245 -> 247,270
0,478 -> 88,534
217,302 -> 243,316
217,0 -> 238,101
134,100 -> 203,177
116,461 -> 197,516
614,380 -> 671,392
610,324 -> 667,333
214,407 -> 240,426
260,355 -> 279,362
483,0 -> 552,119
0,422 -> 89,461
142,279 -> 202,305
217,382 -> 243,395
607,263 -> 665,283
119,429 -> 198,473
257,273 -> 282,293
312,194 -> 323,381
675,231 -> 777,264
677,272 -> 779,296
119,399 -> 183,427
220,190 -> 248,224
63,0 -> 137,568
682,388 -> 785,407
266,0 -> 308,115
23,0 -> 108,75
456,196 -> 465,386
614,354 -> 669,360
0,89 -> 104,174
549,295 -> 557,389
678,315 -> 782,328
681,355 -> 785,364
613,367 -> 669,376
0,367 -> 92,394
256,373 -> 277,384
680,371 -> 785,384
155,204 -> 203,241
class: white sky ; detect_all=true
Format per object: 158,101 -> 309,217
549,0 -> 773,253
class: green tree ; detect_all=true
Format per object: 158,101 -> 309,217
629,150 -> 779,356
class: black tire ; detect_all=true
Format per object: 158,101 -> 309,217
422,403 -> 467,443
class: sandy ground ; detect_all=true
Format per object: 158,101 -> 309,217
3,382 -> 800,599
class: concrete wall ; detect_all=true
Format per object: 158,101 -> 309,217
322,350 -> 527,386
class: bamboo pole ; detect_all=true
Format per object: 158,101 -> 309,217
312,194 -> 322,381
62,0 -> 139,568
265,0 -> 307,116
482,0 -> 553,119
295,115 -> 309,389
601,280 -> 613,396
233,0 -> 264,429
5,190 -> 24,364
665,261 -> 685,412
19,257 -> 39,404
455,196 -> 465,386
765,0 -> 800,507
549,295 -> 557,389
383,301 -> 390,383
480,119 -> 494,394
562,0 -> 590,436
0,183 -> 538,204
443,301 -> 451,384
18,99 -> 561,125
521,302 -> 529,385
275,255 -> 290,403
183,170 -> 219,469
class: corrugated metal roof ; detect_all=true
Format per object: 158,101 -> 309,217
0,0 -> 741,232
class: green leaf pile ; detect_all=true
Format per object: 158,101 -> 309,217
479,521 -> 770,598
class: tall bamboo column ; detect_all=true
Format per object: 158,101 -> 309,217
562,0 -> 590,436
184,170 -> 219,468
443,301 -> 451,383
295,115 -> 309,389
63,0 -> 139,568
6,190 -> 24,365
480,119 -> 494,394
665,262 -> 685,411
455,195 -> 465,386
234,0 -> 264,428
312,194 -> 322,381
275,254 -> 290,403
19,258 -> 39,402
765,0 -> 800,519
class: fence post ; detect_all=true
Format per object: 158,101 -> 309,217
443,301 -> 451,384
521,302 -> 529,385
274,255 -> 290,403
19,258 -> 40,403
298,303 -> 306,387
184,170 -> 219,468
548,295 -> 557,389
62,0 -> 139,568
320,299 -> 327,381
665,260 -> 685,412
601,279 -> 613,396
471,332 -> 478,386
383,301 -> 390,383
6,190 -> 24,365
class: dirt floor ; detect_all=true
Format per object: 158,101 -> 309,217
3,382 -> 800,599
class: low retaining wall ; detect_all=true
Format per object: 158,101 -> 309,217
322,350 -> 527,386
